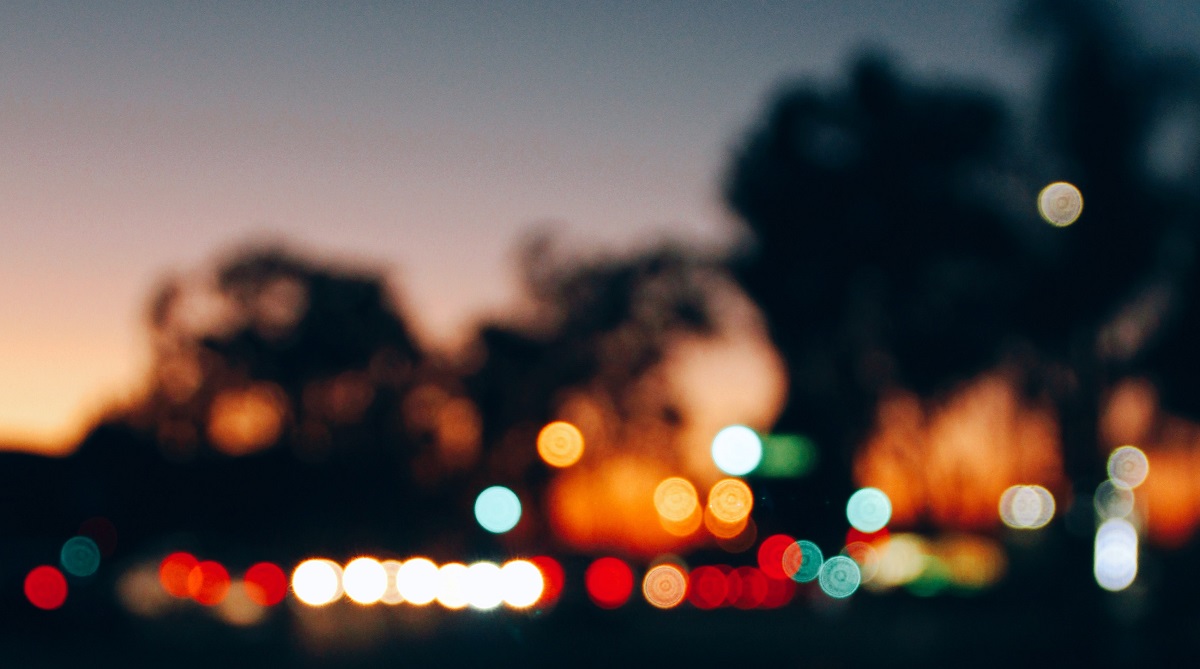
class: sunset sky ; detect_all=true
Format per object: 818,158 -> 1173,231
1,1 -> 1193,451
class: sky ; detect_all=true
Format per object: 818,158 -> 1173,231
1,1 -> 1194,452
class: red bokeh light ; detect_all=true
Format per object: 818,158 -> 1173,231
243,562 -> 288,606
757,533 -> 795,580
760,573 -> 797,608
187,560 -> 231,606
159,552 -> 198,598
585,557 -> 634,609
729,566 -> 768,609
529,556 -> 565,606
846,526 -> 889,546
687,565 -> 729,610
24,566 -> 68,611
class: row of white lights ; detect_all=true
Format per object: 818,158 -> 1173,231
291,557 -> 545,610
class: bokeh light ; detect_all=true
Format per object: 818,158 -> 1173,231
846,487 -> 892,533
642,563 -> 688,609
500,560 -> 545,609
528,556 -> 564,607
395,558 -> 439,605
292,559 -> 343,607
243,562 -> 287,606
25,566 -> 68,610
711,425 -> 763,476
1095,518 -> 1138,592
159,552 -> 199,598
343,557 -> 387,605
60,536 -> 101,577
782,540 -> 823,583
757,434 -> 817,478
585,557 -> 634,609
474,485 -> 522,534
537,421 -> 585,468
872,534 -> 929,588
380,560 -> 405,605
187,560 -> 231,606
715,516 -> 758,553
999,485 -> 1055,529
654,477 -> 699,523
729,566 -> 768,609
216,579 -> 266,627
707,478 -> 754,524
436,562 -> 471,609
687,565 -> 728,610
1108,445 -> 1149,490
1094,480 -> 1135,520
704,505 -> 749,539
77,517 -> 118,557
841,542 -> 881,583
465,561 -> 505,610
818,555 -> 861,598
1038,181 -> 1084,227
757,534 -> 796,580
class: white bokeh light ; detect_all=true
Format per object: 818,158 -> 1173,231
342,557 -> 387,605
395,558 -> 440,606
500,560 -> 545,609
292,559 -> 342,607
711,425 -> 763,476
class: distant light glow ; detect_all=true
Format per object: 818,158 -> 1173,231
60,536 -> 101,577
1094,480 -> 1135,520
395,558 -> 439,605
585,557 -> 634,609
757,534 -> 796,580
465,562 -> 505,610
704,505 -> 749,539
216,580 -> 266,627
846,487 -> 892,533
711,425 -> 763,476
1038,181 -> 1083,226
1095,518 -> 1138,591
243,562 -> 287,606
758,434 -> 817,478
159,552 -> 199,598
500,560 -> 545,609
474,485 -> 522,534
782,540 -> 823,583
436,563 -> 471,609
873,534 -> 929,588
380,560 -> 405,605
537,421 -> 585,468
642,564 -> 688,609
25,566 -> 68,610
343,557 -> 387,605
77,517 -> 118,557
707,478 -> 754,524
687,566 -> 729,610
292,559 -> 343,607
1108,445 -> 1149,490
999,485 -> 1055,529
187,560 -> 231,606
654,477 -> 699,523
818,555 -> 861,598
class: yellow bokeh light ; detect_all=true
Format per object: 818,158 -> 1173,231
642,564 -> 688,609
292,559 -> 343,607
436,563 -> 470,609
707,478 -> 754,524
500,560 -> 545,609
1038,181 -> 1083,227
342,557 -> 387,605
537,421 -> 585,468
654,477 -> 699,523
395,558 -> 439,606
704,505 -> 749,539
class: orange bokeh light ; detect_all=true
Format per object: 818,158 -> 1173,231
707,478 -> 754,524
642,564 -> 688,609
654,477 -> 699,522
159,552 -> 199,598
537,421 -> 585,468
187,560 -> 231,606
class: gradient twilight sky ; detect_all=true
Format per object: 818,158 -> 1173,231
1,1 -> 1194,451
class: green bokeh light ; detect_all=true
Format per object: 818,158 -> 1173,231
60,536 -> 101,577
474,485 -> 522,534
906,556 -> 952,597
792,540 -> 824,583
818,555 -> 861,598
758,434 -> 817,478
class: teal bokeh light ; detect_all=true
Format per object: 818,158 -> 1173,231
60,536 -> 101,577
791,540 -> 823,583
818,555 -> 861,598
846,487 -> 892,533
474,485 -> 522,534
